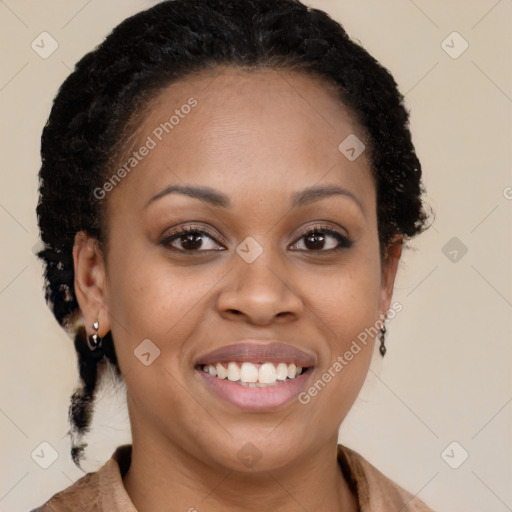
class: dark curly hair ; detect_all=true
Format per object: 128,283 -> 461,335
36,0 -> 430,467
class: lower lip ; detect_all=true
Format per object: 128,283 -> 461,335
196,368 -> 313,412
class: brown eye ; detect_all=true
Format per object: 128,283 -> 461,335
160,226 -> 225,252
290,226 -> 353,253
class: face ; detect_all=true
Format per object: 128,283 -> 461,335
74,66 -> 401,473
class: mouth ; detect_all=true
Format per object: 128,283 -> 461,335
199,361 -> 307,387
195,341 -> 316,411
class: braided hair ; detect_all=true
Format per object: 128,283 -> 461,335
36,0 -> 430,466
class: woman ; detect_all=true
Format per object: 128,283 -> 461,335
32,0 -> 434,510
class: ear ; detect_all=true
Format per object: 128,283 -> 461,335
73,231 -> 110,338
378,235 -> 403,317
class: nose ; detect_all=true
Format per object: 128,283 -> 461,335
216,249 -> 304,326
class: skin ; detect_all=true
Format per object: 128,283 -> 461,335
73,66 -> 402,512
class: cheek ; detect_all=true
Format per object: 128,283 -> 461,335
105,244 -> 222,355
305,256 -> 382,335
106,235 -> 382,345
298,266 -> 380,425
300,250 -> 382,408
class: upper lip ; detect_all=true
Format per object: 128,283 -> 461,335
195,341 -> 317,367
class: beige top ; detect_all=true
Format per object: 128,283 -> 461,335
31,444 -> 435,511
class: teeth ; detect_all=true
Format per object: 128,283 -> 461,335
227,362 -> 240,381
259,363 -> 277,384
202,361 -> 305,384
276,363 -> 288,381
240,362 -> 259,383
216,363 -> 228,379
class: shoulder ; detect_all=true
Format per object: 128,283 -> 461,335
337,444 -> 436,511
29,445 -> 134,512
29,471 -> 100,512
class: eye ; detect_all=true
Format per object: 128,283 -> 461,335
160,223 -> 352,254
289,224 -> 353,253
160,225 -> 225,252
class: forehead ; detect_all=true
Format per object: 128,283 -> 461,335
107,66 -> 374,214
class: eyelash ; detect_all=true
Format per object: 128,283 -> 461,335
159,224 -> 353,254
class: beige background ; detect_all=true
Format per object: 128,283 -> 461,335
1,1 -> 511,511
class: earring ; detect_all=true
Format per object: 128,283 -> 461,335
379,324 -> 386,357
87,320 -> 103,352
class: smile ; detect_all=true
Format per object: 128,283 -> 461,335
195,341 -> 316,411
201,361 -> 306,386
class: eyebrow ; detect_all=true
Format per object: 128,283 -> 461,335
145,183 -> 364,214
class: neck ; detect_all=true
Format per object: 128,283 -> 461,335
122,432 -> 358,512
